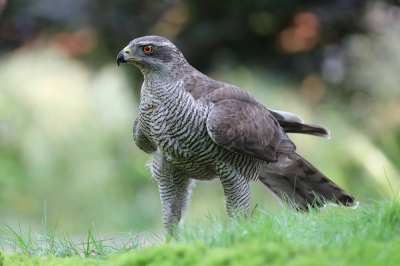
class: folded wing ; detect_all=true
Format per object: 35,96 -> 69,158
206,99 -> 290,162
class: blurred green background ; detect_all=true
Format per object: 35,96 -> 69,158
0,0 -> 400,235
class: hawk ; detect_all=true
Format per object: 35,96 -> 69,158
116,36 -> 355,236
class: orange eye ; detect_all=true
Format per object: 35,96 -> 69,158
143,45 -> 153,54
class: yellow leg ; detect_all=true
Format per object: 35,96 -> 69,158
163,236 -> 170,244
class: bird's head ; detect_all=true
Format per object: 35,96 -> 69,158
117,36 -> 189,77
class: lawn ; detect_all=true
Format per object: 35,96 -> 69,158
1,197 -> 400,266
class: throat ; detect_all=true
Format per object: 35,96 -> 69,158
142,77 -> 184,102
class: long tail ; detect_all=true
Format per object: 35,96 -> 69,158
259,152 -> 355,210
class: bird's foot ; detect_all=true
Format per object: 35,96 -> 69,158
163,236 -> 170,244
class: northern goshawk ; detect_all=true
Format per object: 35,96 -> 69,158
116,36 -> 355,236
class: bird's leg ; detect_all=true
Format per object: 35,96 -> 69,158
218,166 -> 251,219
151,153 -> 195,238
157,176 -> 194,238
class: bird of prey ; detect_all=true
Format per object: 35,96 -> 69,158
116,36 -> 355,236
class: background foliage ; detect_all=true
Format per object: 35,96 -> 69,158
0,0 -> 400,236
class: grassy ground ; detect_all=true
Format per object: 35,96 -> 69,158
1,198 -> 400,265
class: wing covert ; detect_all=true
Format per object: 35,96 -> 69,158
206,99 -> 284,162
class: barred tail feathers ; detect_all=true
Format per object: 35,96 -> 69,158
258,152 -> 355,210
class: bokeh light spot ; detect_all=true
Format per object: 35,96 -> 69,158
279,12 -> 319,53
51,28 -> 98,56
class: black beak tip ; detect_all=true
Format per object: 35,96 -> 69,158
116,51 -> 125,67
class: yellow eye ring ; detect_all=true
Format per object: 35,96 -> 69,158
143,45 -> 153,54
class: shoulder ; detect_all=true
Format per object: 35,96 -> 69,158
182,68 -> 258,105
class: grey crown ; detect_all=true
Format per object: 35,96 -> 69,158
117,36 -> 355,236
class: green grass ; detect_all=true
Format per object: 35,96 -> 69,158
1,198 -> 400,265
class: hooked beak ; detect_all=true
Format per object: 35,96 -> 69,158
116,50 -> 126,67
116,46 -> 142,67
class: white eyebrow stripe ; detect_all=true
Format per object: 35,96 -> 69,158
133,41 -> 175,47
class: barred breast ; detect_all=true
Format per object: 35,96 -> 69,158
139,78 -> 261,181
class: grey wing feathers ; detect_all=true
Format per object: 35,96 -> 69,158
206,99 -> 285,162
183,71 -> 297,162
269,109 -> 331,139
279,122 -> 331,139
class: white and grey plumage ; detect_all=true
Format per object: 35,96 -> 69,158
116,36 -> 355,236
